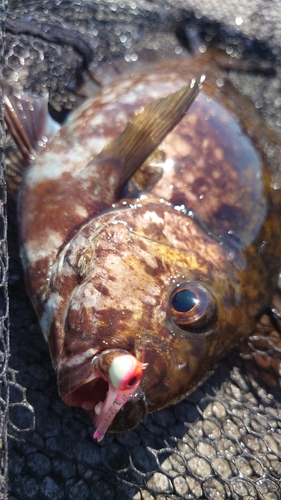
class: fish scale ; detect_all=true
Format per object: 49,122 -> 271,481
3,50 -> 281,441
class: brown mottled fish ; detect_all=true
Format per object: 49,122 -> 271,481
4,52 -> 281,441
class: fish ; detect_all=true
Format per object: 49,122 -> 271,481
4,51 -> 281,441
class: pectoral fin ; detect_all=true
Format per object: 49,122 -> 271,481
85,76 -> 204,203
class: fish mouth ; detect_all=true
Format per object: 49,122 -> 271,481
64,375 -> 147,434
63,376 -> 108,413
60,349 -> 148,438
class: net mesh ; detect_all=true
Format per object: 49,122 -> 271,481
3,1 -> 281,499
0,1 -> 10,499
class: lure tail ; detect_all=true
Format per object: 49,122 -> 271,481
93,389 -> 137,442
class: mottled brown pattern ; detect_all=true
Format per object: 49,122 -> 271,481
14,51 -> 281,433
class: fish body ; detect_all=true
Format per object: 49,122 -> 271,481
5,53 -> 281,438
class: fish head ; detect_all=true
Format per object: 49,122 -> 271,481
54,201 -> 248,438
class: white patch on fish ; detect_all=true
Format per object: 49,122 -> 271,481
62,349 -> 99,369
23,230 -> 64,267
41,292 -> 63,340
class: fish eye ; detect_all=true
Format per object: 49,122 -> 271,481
169,282 -> 216,332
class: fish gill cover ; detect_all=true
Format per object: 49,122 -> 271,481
2,0 -> 281,499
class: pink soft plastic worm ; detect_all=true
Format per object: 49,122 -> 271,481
93,385 -> 140,442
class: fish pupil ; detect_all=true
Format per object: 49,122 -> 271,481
172,290 -> 198,312
127,376 -> 137,387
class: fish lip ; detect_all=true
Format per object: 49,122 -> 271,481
57,349 -> 114,401
103,388 -> 148,433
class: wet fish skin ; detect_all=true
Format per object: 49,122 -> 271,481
5,52 -> 281,436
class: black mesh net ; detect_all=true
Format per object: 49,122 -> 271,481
0,1 -> 9,498
3,1 -> 281,499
